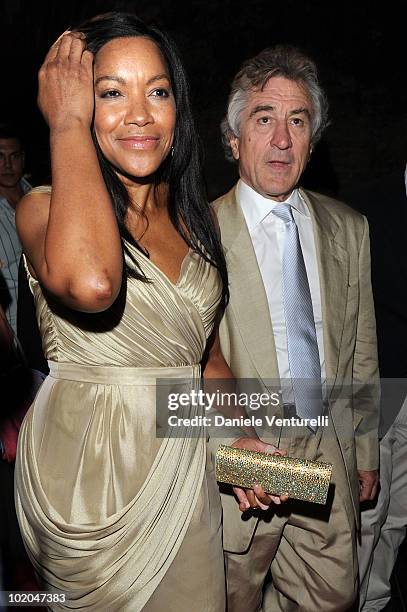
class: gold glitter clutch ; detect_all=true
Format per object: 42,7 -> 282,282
215,445 -> 333,504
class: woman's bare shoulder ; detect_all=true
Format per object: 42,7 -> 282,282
16,186 -> 52,242
17,185 -> 51,217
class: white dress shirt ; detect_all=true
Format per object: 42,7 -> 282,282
238,179 -> 326,397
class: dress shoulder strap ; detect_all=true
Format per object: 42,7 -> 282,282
29,185 -> 52,195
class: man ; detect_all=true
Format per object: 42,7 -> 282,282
353,166 -> 407,611
358,396 -> 407,611
0,126 -> 31,335
213,46 -> 379,611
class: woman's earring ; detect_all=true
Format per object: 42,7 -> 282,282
171,146 -> 174,158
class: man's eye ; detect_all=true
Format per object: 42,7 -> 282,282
291,117 -> 304,126
258,117 -> 270,124
152,88 -> 170,98
101,90 -> 121,98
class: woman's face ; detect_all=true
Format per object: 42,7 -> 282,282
93,36 -> 176,180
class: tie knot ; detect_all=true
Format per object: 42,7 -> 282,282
272,203 -> 294,224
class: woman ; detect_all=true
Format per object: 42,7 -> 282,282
15,12 -> 232,611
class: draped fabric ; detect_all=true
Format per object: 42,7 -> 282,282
15,200 -> 223,610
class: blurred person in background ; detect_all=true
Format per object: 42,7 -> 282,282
0,304 -> 40,596
354,164 -> 407,611
0,126 -> 31,335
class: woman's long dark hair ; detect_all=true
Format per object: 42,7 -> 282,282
76,12 -> 229,311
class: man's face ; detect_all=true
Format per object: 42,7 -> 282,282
230,76 -> 313,201
0,138 -> 24,189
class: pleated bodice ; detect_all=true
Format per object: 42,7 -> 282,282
28,241 -> 221,368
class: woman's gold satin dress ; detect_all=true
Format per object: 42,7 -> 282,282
15,210 -> 226,611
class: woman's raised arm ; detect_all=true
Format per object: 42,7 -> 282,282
16,32 -> 123,313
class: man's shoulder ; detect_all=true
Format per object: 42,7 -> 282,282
211,185 -> 367,232
211,185 -> 237,215
303,188 -> 366,227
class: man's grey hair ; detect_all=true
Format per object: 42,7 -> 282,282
221,45 -> 329,161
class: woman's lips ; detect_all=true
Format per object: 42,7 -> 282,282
117,136 -> 159,150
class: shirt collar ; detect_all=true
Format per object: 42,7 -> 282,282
238,179 -> 309,231
21,177 -> 32,194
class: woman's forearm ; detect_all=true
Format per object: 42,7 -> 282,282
40,124 -> 123,311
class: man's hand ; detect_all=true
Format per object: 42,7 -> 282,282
231,437 -> 289,511
358,469 -> 379,502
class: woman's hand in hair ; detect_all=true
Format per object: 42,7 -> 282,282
38,31 -> 94,132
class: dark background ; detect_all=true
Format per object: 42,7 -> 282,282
0,0 -> 406,202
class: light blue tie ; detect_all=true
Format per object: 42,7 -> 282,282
272,203 -> 322,431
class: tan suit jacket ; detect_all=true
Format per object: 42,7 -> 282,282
212,184 -> 379,553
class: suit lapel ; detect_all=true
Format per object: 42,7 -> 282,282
219,186 -> 279,380
300,189 -> 349,385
